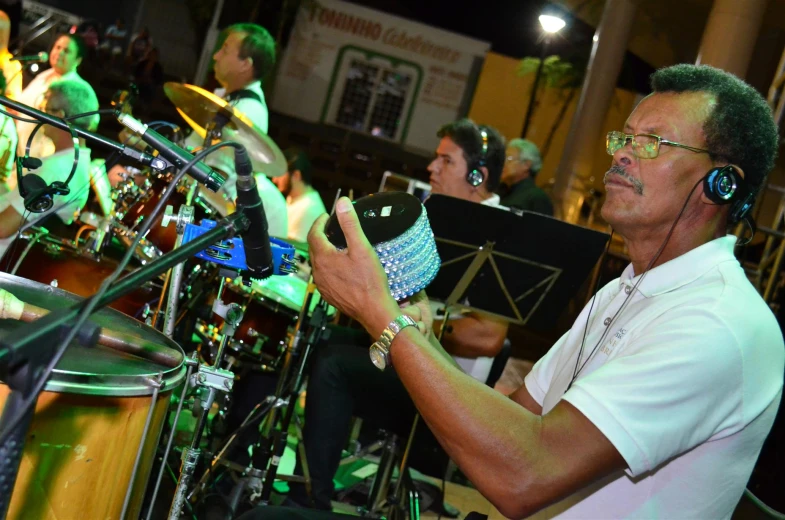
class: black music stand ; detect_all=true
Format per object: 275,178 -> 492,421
425,194 -> 609,328
378,194 -> 609,519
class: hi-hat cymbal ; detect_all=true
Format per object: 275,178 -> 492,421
163,82 -> 286,177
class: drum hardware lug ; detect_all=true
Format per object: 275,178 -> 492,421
49,279 -> 58,288
143,375 -> 163,390
194,364 -> 234,393
162,204 -> 195,234
43,243 -> 63,256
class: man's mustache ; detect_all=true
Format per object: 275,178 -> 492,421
604,165 -> 644,195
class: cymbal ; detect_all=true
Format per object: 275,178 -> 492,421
163,82 -> 287,177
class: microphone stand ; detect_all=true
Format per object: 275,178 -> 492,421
0,95 -> 171,172
187,282 -> 329,512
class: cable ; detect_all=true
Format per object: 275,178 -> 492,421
567,177 -> 705,389
744,488 -> 785,519
0,140 -> 242,447
568,230 -> 614,387
2,209 -> 31,273
0,107 -> 115,124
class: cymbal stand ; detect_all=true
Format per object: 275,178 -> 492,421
166,275 -> 243,520
256,291 -> 330,504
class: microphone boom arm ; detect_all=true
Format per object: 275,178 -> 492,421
0,94 -> 172,172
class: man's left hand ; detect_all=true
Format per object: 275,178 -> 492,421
308,197 -> 399,337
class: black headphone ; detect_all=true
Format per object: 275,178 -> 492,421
16,120 -> 80,213
702,164 -> 754,224
466,125 -> 488,188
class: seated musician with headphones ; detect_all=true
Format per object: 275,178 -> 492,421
0,79 -> 98,259
256,65 -> 784,519
279,119 -> 512,511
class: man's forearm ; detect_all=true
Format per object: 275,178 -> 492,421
388,327 -> 542,516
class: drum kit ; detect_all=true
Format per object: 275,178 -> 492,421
0,84 -> 333,519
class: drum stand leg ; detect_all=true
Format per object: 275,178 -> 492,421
161,204 -> 195,338
145,357 -> 198,520
255,297 -> 330,505
167,277 -> 244,520
199,295 -> 329,512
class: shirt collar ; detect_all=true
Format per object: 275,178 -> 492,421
481,194 -> 501,207
215,80 -> 262,101
619,235 -> 739,297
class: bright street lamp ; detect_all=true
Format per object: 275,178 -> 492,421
539,14 -> 567,34
521,13 -> 567,138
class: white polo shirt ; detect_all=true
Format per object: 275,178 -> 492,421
524,235 -> 784,519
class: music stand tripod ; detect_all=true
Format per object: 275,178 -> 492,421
366,194 -> 609,519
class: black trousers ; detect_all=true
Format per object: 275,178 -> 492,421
288,326 -> 446,510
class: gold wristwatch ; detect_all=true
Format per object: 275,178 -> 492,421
370,315 -> 417,370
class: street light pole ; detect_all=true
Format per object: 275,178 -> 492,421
521,37 -> 549,139
520,13 -> 566,139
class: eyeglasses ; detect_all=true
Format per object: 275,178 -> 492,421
606,131 -> 711,159
506,155 -> 518,163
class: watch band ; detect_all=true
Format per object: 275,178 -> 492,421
370,314 -> 417,370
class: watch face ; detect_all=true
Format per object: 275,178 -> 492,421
370,345 -> 387,370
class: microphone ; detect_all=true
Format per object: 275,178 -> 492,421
11,52 -> 48,62
234,146 -> 274,280
117,113 -> 224,192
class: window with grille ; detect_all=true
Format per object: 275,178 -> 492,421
329,54 -> 417,142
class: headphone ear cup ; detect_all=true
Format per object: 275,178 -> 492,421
21,174 -> 54,213
703,166 -> 740,205
466,168 -> 483,187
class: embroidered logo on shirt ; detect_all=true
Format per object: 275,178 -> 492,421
600,327 -> 627,356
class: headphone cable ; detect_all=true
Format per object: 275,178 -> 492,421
567,176 -> 705,389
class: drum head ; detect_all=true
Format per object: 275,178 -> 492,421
250,275 -> 333,316
0,273 -> 185,396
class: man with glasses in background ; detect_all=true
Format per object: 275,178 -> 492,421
498,138 -> 553,215
278,63 -> 784,519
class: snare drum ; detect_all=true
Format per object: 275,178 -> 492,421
0,273 -> 186,520
0,229 -> 160,318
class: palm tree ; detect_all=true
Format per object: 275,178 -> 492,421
517,54 -> 583,158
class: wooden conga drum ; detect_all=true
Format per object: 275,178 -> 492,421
0,273 -> 186,519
